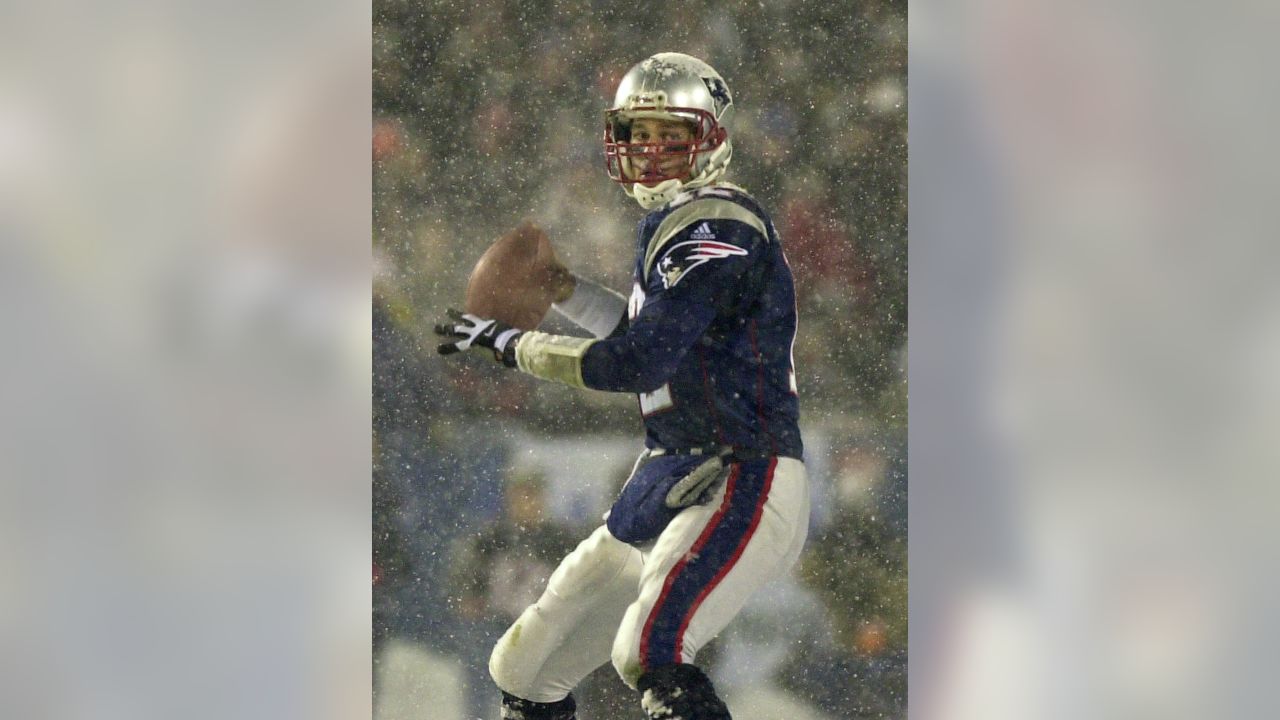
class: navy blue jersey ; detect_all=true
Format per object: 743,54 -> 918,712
580,185 -> 803,459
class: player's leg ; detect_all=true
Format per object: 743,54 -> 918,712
490,524 -> 643,718
611,457 -> 810,720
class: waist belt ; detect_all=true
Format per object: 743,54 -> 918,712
647,445 -> 775,462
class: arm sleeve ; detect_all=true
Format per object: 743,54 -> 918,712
551,275 -> 627,339
579,221 -> 763,393
579,293 -> 718,393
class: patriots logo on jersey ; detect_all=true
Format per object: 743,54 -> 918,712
656,233 -> 749,289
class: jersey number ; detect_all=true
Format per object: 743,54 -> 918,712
639,383 -> 674,416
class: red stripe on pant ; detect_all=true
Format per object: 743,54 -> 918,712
639,465 -> 742,671
637,458 -> 777,668
672,457 -> 776,661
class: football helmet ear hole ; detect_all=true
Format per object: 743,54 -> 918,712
608,113 -> 633,142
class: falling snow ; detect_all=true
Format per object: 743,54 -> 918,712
374,2 -> 906,719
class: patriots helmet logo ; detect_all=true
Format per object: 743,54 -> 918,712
702,76 -> 731,117
656,237 -> 749,289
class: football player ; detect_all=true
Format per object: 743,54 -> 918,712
436,52 -> 809,720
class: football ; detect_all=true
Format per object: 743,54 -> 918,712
464,221 -> 571,330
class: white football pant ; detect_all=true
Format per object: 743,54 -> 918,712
489,456 -> 809,702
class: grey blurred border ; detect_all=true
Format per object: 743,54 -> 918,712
0,2 -> 371,719
5,0 -> 1277,716
911,1 -> 1276,718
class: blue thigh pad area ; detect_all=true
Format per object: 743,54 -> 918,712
607,454 -> 717,545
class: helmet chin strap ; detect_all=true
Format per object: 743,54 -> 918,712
625,141 -> 733,209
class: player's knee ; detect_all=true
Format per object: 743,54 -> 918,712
488,629 -> 520,694
610,611 -> 706,690
610,634 -> 643,689
489,616 -> 537,696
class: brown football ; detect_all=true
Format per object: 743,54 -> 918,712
464,221 -> 571,330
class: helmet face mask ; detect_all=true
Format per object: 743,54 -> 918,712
604,53 -> 734,209
604,107 -> 721,187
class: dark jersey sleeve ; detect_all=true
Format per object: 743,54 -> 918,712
579,219 -> 764,393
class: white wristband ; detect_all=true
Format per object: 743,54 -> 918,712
493,328 -> 522,353
552,276 -> 627,338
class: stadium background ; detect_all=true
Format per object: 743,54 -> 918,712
372,2 -> 906,718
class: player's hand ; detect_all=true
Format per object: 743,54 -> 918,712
434,308 -> 522,367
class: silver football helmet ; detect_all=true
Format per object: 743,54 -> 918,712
605,53 -> 734,209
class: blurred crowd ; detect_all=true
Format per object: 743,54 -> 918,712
373,1 -> 906,718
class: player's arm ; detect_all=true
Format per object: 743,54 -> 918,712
551,275 -> 628,339
435,238 -> 751,388
432,266 -> 625,364
431,278 -> 626,370
574,292 -> 718,392
436,203 -> 766,391
513,218 -> 763,393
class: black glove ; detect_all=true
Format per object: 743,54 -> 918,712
434,308 -> 522,367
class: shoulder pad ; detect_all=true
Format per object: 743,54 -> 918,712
643,197 -> 767,277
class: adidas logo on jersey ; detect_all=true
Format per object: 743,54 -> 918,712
690,222 -> 715,240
